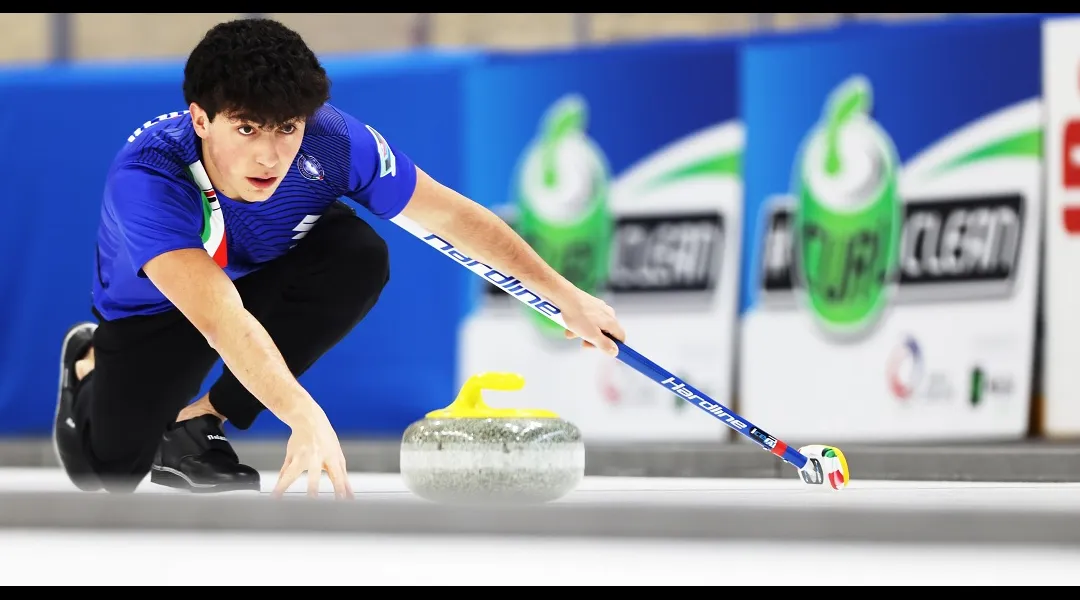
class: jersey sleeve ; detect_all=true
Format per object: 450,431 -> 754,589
106,163 -> 206,278
341,111 -> 418,219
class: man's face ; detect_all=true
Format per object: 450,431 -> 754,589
190,103 -> 306,202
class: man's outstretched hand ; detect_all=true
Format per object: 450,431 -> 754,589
560,289 -> 626,357
272,404 -> 354,500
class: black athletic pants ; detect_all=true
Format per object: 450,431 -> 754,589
72,201 -> 390,488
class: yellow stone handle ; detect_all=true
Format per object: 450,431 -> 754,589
457,372 -> 525,409
424,372 -> 560,419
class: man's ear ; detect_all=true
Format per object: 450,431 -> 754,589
189,102 -> 210,139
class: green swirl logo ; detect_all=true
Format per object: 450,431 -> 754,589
793,75 -> 902,338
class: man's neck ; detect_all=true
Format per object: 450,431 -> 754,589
198,139 -> 235,198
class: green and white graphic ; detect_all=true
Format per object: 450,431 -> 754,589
460,93 -> 743,442
741,74 -> 1041,443
793,76 -> 902,338
514,95 -> 613,336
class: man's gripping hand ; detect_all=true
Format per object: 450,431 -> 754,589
559,288 -> 626,357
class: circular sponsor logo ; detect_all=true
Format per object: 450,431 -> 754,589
886,336 -> 923,400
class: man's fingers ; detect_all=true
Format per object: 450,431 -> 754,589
565,313 -> 626,357
327,459 -> 354,500
600,325 -> 621,355
272,458 -> 302,499
307,460 -> 323,498
583,327 -> 618,357
601,335 -> 619,356
603,317 -> 627,344
339,460 -> 355,500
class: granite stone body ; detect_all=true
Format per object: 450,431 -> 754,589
400,415 -> 585,505
400,372 -> 586,505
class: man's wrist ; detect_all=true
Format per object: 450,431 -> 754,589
544,276 -> 582,309
277,392 -> 322,430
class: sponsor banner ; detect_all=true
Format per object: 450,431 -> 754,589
738,21 -> 1042,441
1042,16 -> 1080,437
458,42 -> 743,441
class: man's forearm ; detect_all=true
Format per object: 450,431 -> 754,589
434,198 -> 579,305
205,305 -> 319,429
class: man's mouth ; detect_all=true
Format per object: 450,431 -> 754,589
247,176 -> 278,190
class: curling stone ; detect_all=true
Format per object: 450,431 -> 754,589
400,372 -> 584,506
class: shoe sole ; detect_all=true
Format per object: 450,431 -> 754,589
150,464 -> 261,494
52,322 -> 98,491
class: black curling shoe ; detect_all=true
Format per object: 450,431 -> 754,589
150,415 -> 261,493
53,321 -> 102,492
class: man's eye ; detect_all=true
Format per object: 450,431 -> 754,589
238,125 -> 255,135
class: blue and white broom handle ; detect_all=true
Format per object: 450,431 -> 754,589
389,214 -> 810,471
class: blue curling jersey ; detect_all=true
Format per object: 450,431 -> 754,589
92,103 -> 418,320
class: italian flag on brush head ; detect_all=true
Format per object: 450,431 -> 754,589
188,161 -> 228,268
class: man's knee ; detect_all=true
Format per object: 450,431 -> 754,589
85,447 -> 157,494
87,434 -> 165,493
329,217 -> 391,297
98,473 -> 145,494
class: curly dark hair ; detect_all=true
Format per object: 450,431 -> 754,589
183,18 -> 331,128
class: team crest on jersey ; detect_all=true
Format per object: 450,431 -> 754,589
296,153 -> 324,181
365,124 -> 396,178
